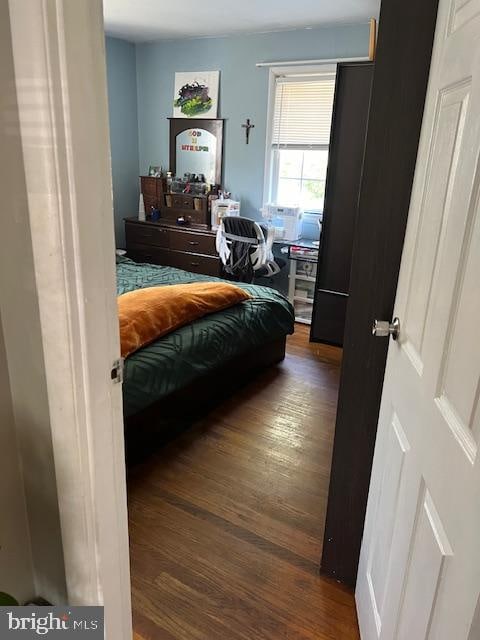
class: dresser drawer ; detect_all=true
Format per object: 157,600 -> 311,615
171,195 -> 194,210
169,251 -> 220,277
161,209 -> 209,227
126,244 -> 169,266
125,222 -> 169,248
169,230 -> 217,256
126,243 -> 220,277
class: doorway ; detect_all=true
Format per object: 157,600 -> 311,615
2,1 -> 442,639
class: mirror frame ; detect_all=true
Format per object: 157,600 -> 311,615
169,118 -> 224,185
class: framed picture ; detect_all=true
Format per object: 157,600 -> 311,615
148,165 -> 161,177
173,71 -> 219,119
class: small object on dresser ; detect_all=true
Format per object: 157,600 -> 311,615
211,198 -> 240,230
190,182 -> 208,195
151,206 -> 160,221
138,193 -> 146,221
171,177 -> 187,193
148,165 -> 162,177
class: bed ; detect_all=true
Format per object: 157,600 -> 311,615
117,256 -> 295,425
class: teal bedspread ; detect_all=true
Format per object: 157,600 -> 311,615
117,257 -> 294,417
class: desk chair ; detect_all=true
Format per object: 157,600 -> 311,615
216,216 -> 284,283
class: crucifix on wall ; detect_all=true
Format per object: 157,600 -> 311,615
241,118 -> 255,144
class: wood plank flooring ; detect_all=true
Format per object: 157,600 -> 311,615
128,325 -> 360,640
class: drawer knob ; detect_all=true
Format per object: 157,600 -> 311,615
188,241 -> 199,246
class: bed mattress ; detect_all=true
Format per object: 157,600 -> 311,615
116,257 -> 295,417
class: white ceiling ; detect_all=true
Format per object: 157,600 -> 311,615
103,0 -> 381,43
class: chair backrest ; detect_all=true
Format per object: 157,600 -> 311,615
216,216 -> 279,282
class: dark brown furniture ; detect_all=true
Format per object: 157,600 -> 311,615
132,117 -> 225,275
321,0 -> 439,587
125,337 -> 287,444
310,62 -> 373,346
132,175 -> 217,276
125,218 -> 221,277
140,176 -> 210,229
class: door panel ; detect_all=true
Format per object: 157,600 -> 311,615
402,83 -> 470,372
366,413 -> 410,632
395,487 -> 452,640
356,0 -> 480,637
449,0 -> 480,33
310,62 -> 373,346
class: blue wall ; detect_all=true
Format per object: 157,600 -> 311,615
105,24 -> 370,231
105,37 -> 139,246
135,24 -> 370,219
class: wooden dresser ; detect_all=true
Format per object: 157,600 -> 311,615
125,176 -> 221,277
125,218 -> 221,277
140,176 -> 209,229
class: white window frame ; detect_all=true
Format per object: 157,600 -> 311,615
263,64 -> 337,211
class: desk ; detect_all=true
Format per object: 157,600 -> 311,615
273,239 -> 320,325
274,237 -> 319,250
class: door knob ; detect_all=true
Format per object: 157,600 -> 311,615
372,317 -> 400,340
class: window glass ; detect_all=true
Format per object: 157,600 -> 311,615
276,149 -> 328,211
277,177 -> 302,206
268,73 -> 335,212
279,150 -> 303,179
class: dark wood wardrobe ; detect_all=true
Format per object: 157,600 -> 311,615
310,62 -> 373,346
320,0 -> 439,586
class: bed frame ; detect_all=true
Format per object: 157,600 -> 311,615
124,337 -> 287,458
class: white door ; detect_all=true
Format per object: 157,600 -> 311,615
356,0 -> 480,638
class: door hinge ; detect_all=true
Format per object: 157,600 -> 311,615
111,357 -> 124,384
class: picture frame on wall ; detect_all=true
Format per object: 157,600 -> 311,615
173,71 -> 220,119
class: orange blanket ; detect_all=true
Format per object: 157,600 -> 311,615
118,282 -> 251,358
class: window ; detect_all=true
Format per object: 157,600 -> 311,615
266,71 -> 336,212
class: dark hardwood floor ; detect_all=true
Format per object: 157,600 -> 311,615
128,324 -> 360,640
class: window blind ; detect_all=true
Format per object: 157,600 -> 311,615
272,75 -> 336,148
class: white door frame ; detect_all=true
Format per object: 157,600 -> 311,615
6,0 -> 131,637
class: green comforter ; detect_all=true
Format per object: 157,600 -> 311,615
117,257 -> 294,417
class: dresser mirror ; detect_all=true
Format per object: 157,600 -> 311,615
169,118 -> 224,186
